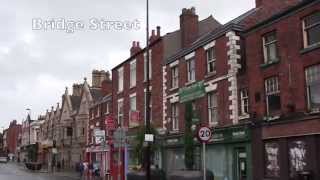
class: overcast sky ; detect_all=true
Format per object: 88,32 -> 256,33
0,0 -> 254,131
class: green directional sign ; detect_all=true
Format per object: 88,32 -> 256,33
179,81 -> 205,103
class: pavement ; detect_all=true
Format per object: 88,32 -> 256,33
0,162 -> 81,180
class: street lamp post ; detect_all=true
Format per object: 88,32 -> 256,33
145,0 -> 151,180
26,108 -> 31,145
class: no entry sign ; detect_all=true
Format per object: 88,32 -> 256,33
197,126 -> 212,143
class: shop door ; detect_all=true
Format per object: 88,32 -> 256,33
235,148 -> 247,180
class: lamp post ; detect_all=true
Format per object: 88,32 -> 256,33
145,0 -> 151,180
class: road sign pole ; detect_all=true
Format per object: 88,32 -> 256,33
203,142 -> 206,180
118,128 -> 122,180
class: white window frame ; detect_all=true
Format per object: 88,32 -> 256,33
263,32 -> 278,64
265,77 -> 281,116
208,93 -> 218,126
105,103 -> 109,114
305,64 -> 320,112
118,67 -> 124,92
171,103 -> 179,131
130,60 -> 137,88
187,58 -> 195,83
144,50 -> 152,81
117,99 -> 124,126
171,66 -> 179,89
206,47 -> 216,74
130,94 -> 137,112
240,89 -> 249,116
303,12 -> 320,48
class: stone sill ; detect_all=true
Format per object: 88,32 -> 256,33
169,87 -> 179,92
205,71 -> 217,79
239,114 -> 250,120
300,43 -> 320,54
260,60 -> 280,69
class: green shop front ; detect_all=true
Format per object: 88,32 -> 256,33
207,125 -> 252,180
161,126 -> 252,180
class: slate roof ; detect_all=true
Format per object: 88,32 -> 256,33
70,95 -> 81,110
163,15 -> 221,60
90,88 -> 103,102
166,0 -> 307,64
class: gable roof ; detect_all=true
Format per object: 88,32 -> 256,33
166,0 -> 306,64
70,95 -> 81,110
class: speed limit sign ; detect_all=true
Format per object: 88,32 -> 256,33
197,126 -> 212,143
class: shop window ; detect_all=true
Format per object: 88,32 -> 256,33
289,140 -> 308,178
265,142 -> 280,178
265,76 -> 281,116
305,64 -> 320,112
206,47 -> 216,74
303,12 -> 320,48
263,32 -> 279,64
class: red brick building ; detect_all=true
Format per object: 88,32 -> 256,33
5,120 -> 21,159
111,7 -> 220,179
244,0 -> 320,179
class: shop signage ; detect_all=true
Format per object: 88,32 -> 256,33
105,116 -> 116,130
94,129 -> 106,144
211,126 -> 250,143
129,111 -> 140,128
179,81 -> 205,103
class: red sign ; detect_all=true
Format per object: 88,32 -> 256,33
105,116 -> 116,130
129,111 -> 140,128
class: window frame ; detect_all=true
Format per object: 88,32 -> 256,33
117,99 -> 124,126
206,47 -> 216,74
130,60 -> 137,88
265,76 -> 281,116
171,66 -> 179,89
305,64 -> 320,112
208,92 -> 218,126
303,12 -> 320,48
187,58 -> 196,83
171,103 -> 179,131
263,31 -> 279,64
240,89 -> 249,116
118,67 -> 124,92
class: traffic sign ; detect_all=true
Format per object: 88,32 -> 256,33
197,126 -> 212,143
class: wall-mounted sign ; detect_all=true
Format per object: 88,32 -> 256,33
129,111 -> 140,128
105,116 -> 116,130
179,81 -> 205,103
94,129 -> 105,144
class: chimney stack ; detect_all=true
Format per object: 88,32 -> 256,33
156,26 -> 161,37
72,84 -> 82,96
180,7 -> 199,48
101,71 -> 112,96
130,41 -> 141,56
92,70 -> 109,88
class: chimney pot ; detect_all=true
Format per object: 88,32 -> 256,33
137,41 -> 140,48
156,26 -> 161,36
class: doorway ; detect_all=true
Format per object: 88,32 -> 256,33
234,148 -> 247,180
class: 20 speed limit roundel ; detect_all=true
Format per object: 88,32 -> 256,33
197,126 -> 212,143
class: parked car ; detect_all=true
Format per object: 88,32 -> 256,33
0,156 -> 8,163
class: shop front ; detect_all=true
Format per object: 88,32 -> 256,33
207,125 -> 252,180
261,118 -> 320,180
86,145 -> 110,178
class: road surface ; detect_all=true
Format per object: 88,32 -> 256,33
0,162 -> 80,180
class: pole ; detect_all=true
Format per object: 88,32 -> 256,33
145,0 -> 151,180
118,128 -> 122,180
203,142 -> 206,180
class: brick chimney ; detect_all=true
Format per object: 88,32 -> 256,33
256,0 -> 263,7
72,84 -> 82,96
255,0 -> 298,8
150,26 -> 161,43
180,7 -> 199,48
130,41 -> 142,56
101,71 -> 112,96
92,70 -> 109,88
